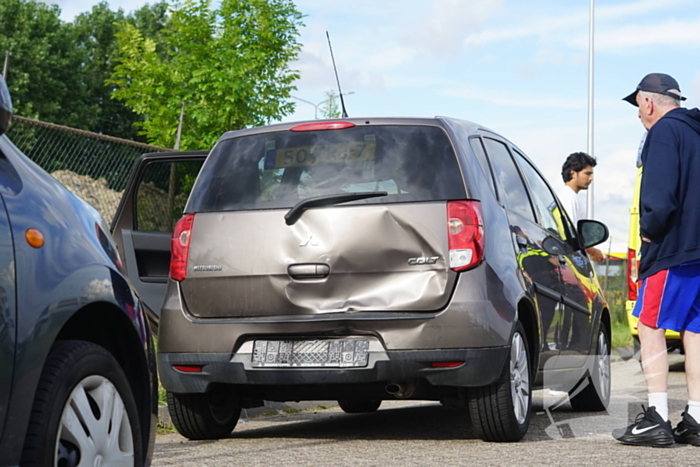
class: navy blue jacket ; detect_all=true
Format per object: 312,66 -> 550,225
639,107 -> 700,280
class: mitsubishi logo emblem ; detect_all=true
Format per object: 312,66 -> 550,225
299,233 -> 319,247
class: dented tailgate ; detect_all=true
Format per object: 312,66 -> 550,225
181,203 -> 456,317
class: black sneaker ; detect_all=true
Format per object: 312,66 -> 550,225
612,405 -> 674,447
673,407 -> 700,446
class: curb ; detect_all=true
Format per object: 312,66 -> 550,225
158,400 -> 337,429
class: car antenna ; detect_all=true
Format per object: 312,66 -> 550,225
326,31 -> 348,118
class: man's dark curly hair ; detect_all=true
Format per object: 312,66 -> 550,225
561,152 -> 596,182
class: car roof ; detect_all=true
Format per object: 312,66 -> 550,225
217,116 -> 494,141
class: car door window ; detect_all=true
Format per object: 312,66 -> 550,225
135,160 -> 204,232
482,138 -> 536,222
512,149 -> 567,240
468,137 -> 497,199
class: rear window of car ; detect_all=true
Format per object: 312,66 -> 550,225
187,125 -> 466,212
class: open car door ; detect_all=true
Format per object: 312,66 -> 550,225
112,151 -> 207,331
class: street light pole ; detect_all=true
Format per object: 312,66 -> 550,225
586,0 -> 595,219
291,92 -> 354,119
291,95 -> 321,119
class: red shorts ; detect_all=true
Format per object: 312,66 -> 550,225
633,261 -> 700,333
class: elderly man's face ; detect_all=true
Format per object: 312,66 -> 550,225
636,93 -> 655,130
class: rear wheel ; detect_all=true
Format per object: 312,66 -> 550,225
569,326 -> 611,412
338,399 -> 382,414
468,321 -> 531,442
167,385 -> 241,440
21,340 -> 143,467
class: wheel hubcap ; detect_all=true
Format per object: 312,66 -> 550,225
56,375 -> 134,467
510,332 -> 530,425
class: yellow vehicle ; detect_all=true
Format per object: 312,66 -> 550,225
626,166 -> 682,357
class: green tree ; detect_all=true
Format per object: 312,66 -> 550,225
0,0 -> 81,122
0,0 -> 171,138
109,0 -> 304,150
318,90 -> 341,119
71,1 -> 169,139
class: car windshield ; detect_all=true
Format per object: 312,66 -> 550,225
187,124 -> 466,212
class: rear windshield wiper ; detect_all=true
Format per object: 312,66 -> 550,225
285,191 -> 388,225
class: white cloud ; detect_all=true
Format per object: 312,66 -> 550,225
53,0 -> 151,21
462,0 -> 692,48
532,47 -> 586,67
514,62 -> 541,81
573,17 -> 700,50
403,0 -> 505,55
383,75 -> 459,89
441,85 -> 589,110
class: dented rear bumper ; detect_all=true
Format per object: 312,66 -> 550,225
159,346 -> 509,394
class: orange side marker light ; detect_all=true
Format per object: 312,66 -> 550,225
26,229 -> 44,248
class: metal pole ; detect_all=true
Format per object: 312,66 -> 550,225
586,0 -> 595,219
174,102 -> 185,150
2,51 -> 9,78
168,102 -> 186,231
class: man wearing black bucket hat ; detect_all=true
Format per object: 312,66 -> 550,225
613,73 -> 700,448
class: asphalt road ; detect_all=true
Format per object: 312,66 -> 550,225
152,353 -> 697,467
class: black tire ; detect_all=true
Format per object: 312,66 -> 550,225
338,399 -> 382,414
468,321 -> 532,442
569,325 -> 611,412
167,385 -> 241,440
21,340 -> 144,467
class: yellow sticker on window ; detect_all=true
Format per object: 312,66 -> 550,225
272,141 -> 376,169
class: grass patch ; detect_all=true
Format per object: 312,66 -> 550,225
612,317 -> 633,349
282,408 -> 300,414
156,421 -> 177,435
305,405 -> 335,411
158,381 -> 167,406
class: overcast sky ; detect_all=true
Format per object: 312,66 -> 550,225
53,0 -> 700,253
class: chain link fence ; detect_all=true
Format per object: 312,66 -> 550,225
6,116 -> 173,224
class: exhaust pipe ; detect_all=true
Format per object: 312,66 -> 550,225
385,381 -> 415,399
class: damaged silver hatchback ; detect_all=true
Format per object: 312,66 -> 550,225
113,117 -> 612,442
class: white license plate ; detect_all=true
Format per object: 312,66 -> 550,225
252,339 -> 369,368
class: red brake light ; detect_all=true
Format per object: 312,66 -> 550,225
627,248 -> 638,301
431,361 -> 465,368
290,121 -> 356,132
170,214 -> 195,282
447,201 -> 484,272
173,365 -> 203,373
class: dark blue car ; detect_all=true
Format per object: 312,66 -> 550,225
0,76 -> 157,466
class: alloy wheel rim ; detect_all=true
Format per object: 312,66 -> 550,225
597,330 -> 611,402
55,375 -> 134,467
510,332 -> 530,425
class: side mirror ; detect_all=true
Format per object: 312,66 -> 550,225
0,74 -> 12,137
577,219 -> 609,249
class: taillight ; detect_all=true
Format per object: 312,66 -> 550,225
290,121 -> 356,132
627,248 -> 638,300
447,201 -> 484,271
173,365 -> 203,373
431,361 -> 465,368
170,214 -> 195,282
